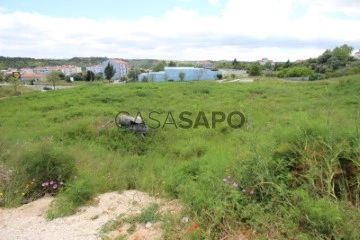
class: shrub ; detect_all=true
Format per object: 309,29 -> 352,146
47,178 -> 96,219
139,203 -> 160,223
249,62 -> 262,76
277,66 -> 314,78
21,145 -> 76,199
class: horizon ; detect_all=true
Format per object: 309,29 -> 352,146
1,0 -> 359,61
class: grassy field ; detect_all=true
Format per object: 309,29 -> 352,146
0,76 -> 359,239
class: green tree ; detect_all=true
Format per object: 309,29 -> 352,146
179,72 -> 185,81
284,59 -> 291,68
249,62 -> 262,76
120,76 -> 127,81
168,61 -> 176,67
332,44 -> 354,64
264,61 -> 272,70
84,71 -> 95,81
232,58 -> 239,68
318,49 -> 332,64
7,76 -> 19,94
46,71 -> 61,90
104,63 -> 116,83
128,69 -> 140,81
152,61 -> 166,72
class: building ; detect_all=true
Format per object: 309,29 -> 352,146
102,59 -> 129,80
20,68 -> 34,75
60,65 -> 82,76
33,66 -> 56,75
195,61 -> 214,69
33,65 -> 81,75
354,49 -> 360,59
86,64 -> 103,74
257,57 -> 273,65
138,67 -> 221,82
21,74 -> 43,81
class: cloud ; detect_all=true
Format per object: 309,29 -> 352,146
208,0 -> 219,5
0,0 -> 359,61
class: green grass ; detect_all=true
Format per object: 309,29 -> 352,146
0,75 -> 359,239
0,84 -> 34,98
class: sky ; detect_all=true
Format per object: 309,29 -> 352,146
0,0 -> 359,61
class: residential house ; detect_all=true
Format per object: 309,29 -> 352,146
195,60 -> 214,69
60,65 -> 82,76
138,67 -> 221,82
21,73 -> 43,81
20,68 -> 34,74
86,64 -> 103,74
33,66 -> 56,75
102,59 -> 129,80
257,57 -> 273,65
33,65 -> 81,75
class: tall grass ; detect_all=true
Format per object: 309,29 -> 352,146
0,75 -> 359,238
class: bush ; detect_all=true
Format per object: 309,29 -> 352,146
249,62 -> 262,76
277,66 -> 314,78
47,178 -> 96,219
21,145 -> 76,199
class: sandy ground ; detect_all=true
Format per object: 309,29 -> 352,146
0,190 -> 180,240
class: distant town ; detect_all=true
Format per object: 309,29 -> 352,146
1,45 -> 360,83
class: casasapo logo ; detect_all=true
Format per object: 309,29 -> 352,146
115,111 -> 246,130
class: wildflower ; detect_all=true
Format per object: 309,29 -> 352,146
232,182 -> 239,188
250,190 -> 255,196
21,192 -> 25,196
193,224 -> 199,230
50,181 -> 54,185
223,178 -> 227,182
53,184 -> 58,189
0,192 -> 3,196
42,182 -> 49,187
59,181 -> 64,185
227,175 -> 231,179
242,189 -> 247,193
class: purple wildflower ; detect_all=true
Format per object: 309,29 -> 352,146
227,176 -> 231,179
250,190 -> 255,196
232,182 -> 239,188
42,182 -> 46,187
242,189 -> 247,193
53,184 -> 58,189
44,182 -> 49,186
59,181 -> 64,185
50,181 -> 54,185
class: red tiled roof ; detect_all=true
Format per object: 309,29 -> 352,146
110,59 -> 129,65
22,74 -> 42,78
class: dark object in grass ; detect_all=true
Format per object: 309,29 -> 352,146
116,114 -> 149,139
43,86 -> 53,91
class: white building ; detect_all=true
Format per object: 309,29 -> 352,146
102,59 -> 129,80
60,65 -> 82,76
86,64 -> 103,74
20,68 -> 34,74
138,67 -> 221,82
195,60 -> 214,69
354,49 -> 360,59
33,65 -> 81,75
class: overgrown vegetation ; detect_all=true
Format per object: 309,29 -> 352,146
0,75 -> 359,238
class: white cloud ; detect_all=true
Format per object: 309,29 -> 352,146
208,0 -> 219,5
0,0 -> 359,61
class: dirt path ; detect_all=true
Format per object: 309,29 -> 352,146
0,190 -> 178,240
